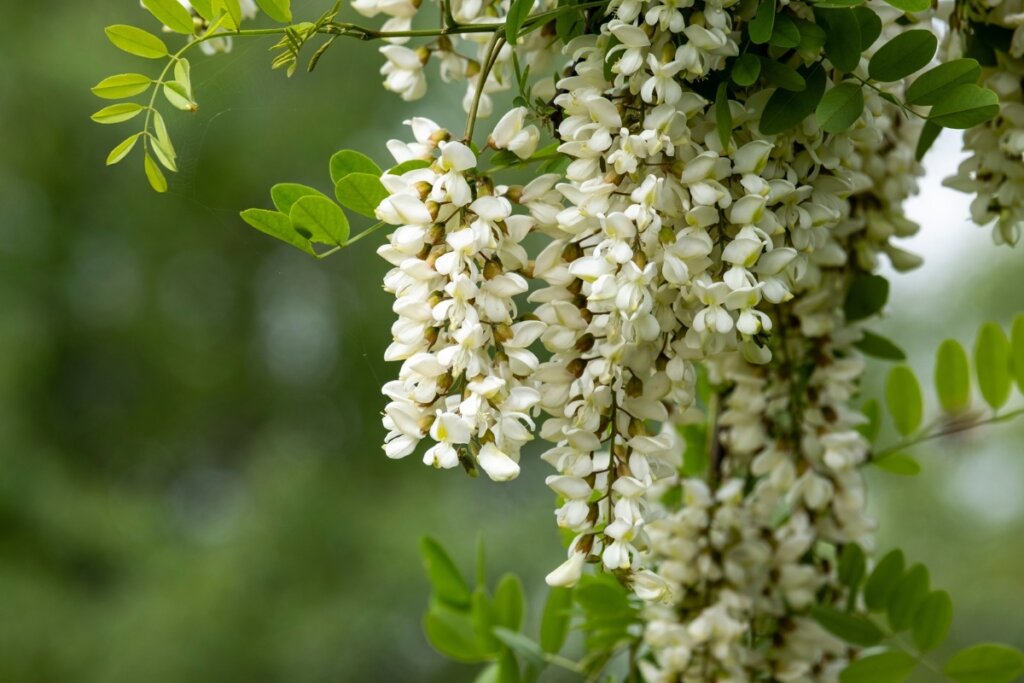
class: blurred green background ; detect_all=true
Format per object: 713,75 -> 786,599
0,1 -> 1021,681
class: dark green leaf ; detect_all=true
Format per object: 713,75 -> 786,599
810,606 -> 885,646
732,53 -> 762,86
1012,314 -> 1024,392
915,120 -> 942,161
887,563 -> 930,632
493,574 -> 525,631
388,159 -> 432,175
884,0 -> 930,12
270,183 -> 330,214
794,17 -> 827,50
929,84 -> 1000,129
873,452 -> 921,476
539,587 -> 572,654
420,537 -> 472,610
715,82 -> 732,149
92,73 -> 152,99
869,30 -> 937,82
769,13 -> 801,48
142,0 -> 195,33
854,330 -> 906,361
838,543 -> 867,592
506,0 -> 534,43
760,57 -> 807,91
816,81 -> 865,133
816,7 -> 862,72
844,274 -> 889,321
759,63 -> 826,135
935,338 -> 971,413
329,149 -> 382,185
853,6 -> 882,49
912,590 -> 953,652
240,208 -> 314,255
424,607 -> 487,662
749,0 -> 777,44
840,651 -> 918,683
471,589 -> 501,655
864,549 -> 905,612
886,366 -> 923,436
975,322 -> 1012,410
945,644 -> 1024,683
334,172 -> 389,218
105,24 -> 169,59
907,59 -> 982,106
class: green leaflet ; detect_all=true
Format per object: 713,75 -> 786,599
105,24 -> 169,59
935,338 -> 971,413
885,365 -> 923,436
974,322 -> 1012,409
816,81 -> 864,133
868,29 -> 937,82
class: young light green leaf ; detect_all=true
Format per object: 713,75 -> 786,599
189,0 -> 216,19
840,650 -> 918,683
975,322 -> 1012,410
424,607 -> 487,662
329,150 -> 383,185
292,196 -> 351,245
844,274 -> 889,321
883,0 -> 930,12
885,366 -> 923,436
759,63 -> 826,135
271,183 -> 331,214
944,644 -> 1024,683
174,58 -> 194,99
492,628 -> 546,669
142,0 -> 195,34
887,563 -> 930,632
506,0 -> 534,43
144,153 -> 168,193
715,83 -> 732,149
240,208 -> 315,255
731,53 -> 761,86
853,6 -> 882,49
334,173 -> 389,218
470,589 -> 501,655
935,338 -> 971,413
105,24 -> 169,59
816,7 -> 862,72
748,0 -> 776,44
163,82 -> 197,112
912,590 -> 953,652
495,649 -> 520,683
254,0 -> 293,22
106,133 -> 143,165
213,0 -> 244,29
92,73 -> 152,99
816,82 -> 864,133
810,606 -> 885,646
868,29 -> 937,82
1012,314 -> 1024,392
150,127 -> 178,172
419,537 -> 472,610
864,549 -> 905,612
873,452 -> 921,476
854,330 -> 906,361
858,399 -> 882,442
907,59 -> 982,106
539,587 -> 572,654
91,103 -> 145,124
493,574 -> 525,631
929,84 -> 1000,129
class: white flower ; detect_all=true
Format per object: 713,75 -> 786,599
477,443 -> 521,481
380,45 -> 427,101
490,107 -> 541,159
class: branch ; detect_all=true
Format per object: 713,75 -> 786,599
871,406 -> 1024,460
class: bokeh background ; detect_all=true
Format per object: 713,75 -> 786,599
0,1 -> 1021,681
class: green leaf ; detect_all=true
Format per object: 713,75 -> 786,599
912,590 -> 953,652
844,274 -> 889,321
163,82 -> 197,112
885,366 -> 923,436
424,607 -> 487,662
715,82 -> 732,149
92,73 -> 152,99
213,0 -> 244,29
496,650 -> 520,683
335,173 -> 389,218
329,149 -> 383,185
838,543 -> 867,592
270,183 -> 331,214
945,644 -> 1024,683
240,208 -> 314,255
1012,315 -> 1024,392
254,0 -> 292,22
506,0 -> 534,43
935,339 -> 971,413
907,59 -> 982,106
887,563 -> 930,632
475,534 -> 487,589
493,574 -> 525,631
840,651 -> 918,683
816,7 -> 862,73
90,103 -> 145,124
150,124 -> 178,172
106,133 -> 143,166
810,606 -> 885,646
475,664 -> 501,683
858,399 -> 882,442
915,120 -> 942,161
388,159 -> 432,175
760,63 -> 826,135
884,0 -> 930,12
794,17 -> 827,50
769,14 -> 801,49
539,587 -> 572,654
105,24 -> 169,59
929,84 -> 1000,129
144,153 -> 168,193
420,537 -> 472,610
174,58 -> 194,99
864,549 -> 905,612
854,330 -> 906,361
142,0 -> 195,33
731,54 -> 762,86
816,82 -> 865,133
492,628 -> 546,669
749,0 -> 776,44
189,0 -> 216,19
680,421 -> 710,476
760,57 -> 807,91
470,588 -> 501,655
853,6 -> 882,49
873,452 -> 921,476
975,322 -> 1012,410
869,30 -> 938,82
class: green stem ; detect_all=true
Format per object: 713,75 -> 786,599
464,31 -> 505,144
316,220 -> 388,258
872,406 -> 1024,460
849,73 -> 926,120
